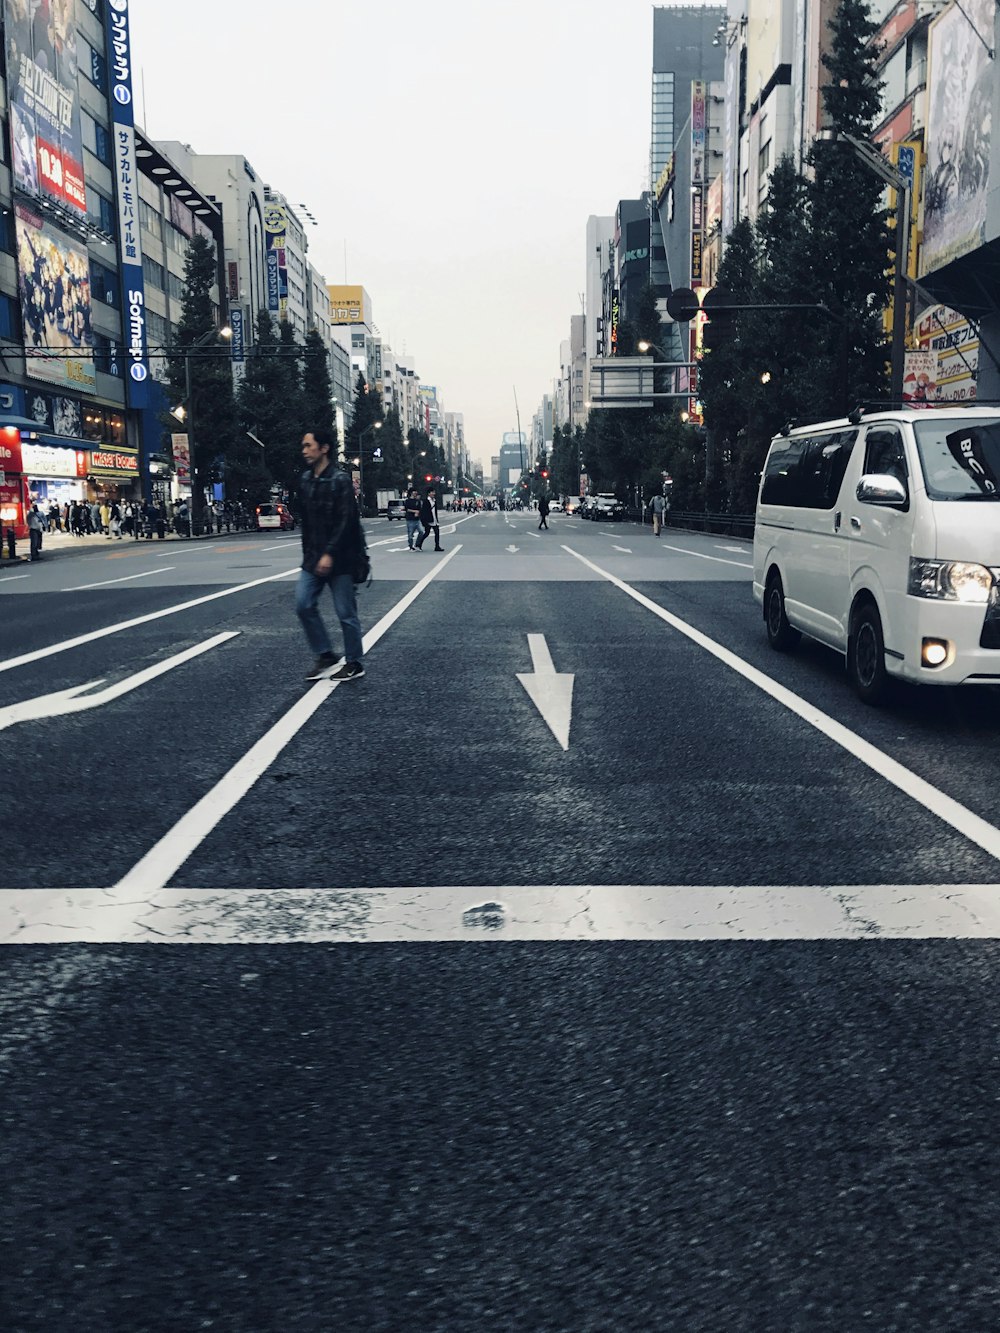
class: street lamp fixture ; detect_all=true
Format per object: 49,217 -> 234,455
760,371 -> 772,384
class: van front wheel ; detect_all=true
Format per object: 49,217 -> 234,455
765,575 -> 800,652
848,603 -> 888,705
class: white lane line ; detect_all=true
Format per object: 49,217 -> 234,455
113,546 -> 462,894
563,544 -> 1000,864
658,541 -> 752,569
0,632 -> 239,731
0,574 -> 31,583
62,567 -> 175,592
7,882 -> 1000,944
0,566 -> 298,675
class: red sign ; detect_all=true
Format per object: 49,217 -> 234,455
37,135 -> 87,212
0,427 -> 23,474
228,262 -> 240,301
90,451 -> 139,473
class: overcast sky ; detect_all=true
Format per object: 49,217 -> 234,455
129,0 -> 664,467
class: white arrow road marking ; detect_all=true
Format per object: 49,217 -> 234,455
612,546 -> 633,553
505,544 -> 520,553
0,631 -> 239,731
516,633 -> 574,751
717,544 -> 748,554
62,567 -> 175,592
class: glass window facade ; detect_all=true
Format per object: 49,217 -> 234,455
651,71 -> 675,182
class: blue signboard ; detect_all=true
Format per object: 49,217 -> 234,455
104,0 -> 150,409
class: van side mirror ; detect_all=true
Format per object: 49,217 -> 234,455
857,474 -> 907,507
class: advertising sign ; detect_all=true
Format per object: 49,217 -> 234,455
171,432 -> 190,484
105,0 -> 150,407
16,203 -> 95,393
916,304 -> 979,402
722,50 -> 738,240
227,262 -> 240,302
902,350 -> 938,407
691,81 -> 707,183
327,285 -> 366,324
922,0 -> 994,275
89,448 -> 138,476
21,441 -> 86,477
0,426 -> 24,475
4,0 -> 86,212
229,306 -> 245,387
264,203 -> 288,319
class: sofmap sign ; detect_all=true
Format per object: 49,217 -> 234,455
105,0 -> 150,408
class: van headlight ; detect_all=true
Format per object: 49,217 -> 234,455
908,558 -> 994,603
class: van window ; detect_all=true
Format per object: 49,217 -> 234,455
863,426 -> 908,485
761,431 -> 856,508
797,431 -> 857,509
760,438 -> 805,505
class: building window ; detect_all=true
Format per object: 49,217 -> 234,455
0,294 -> 19,339
81,111 -> 110,164
90,260 -> 120,308
87,189 -> 115,235
167,271 -> 186,302
93,334 -> 122,377
82,38 -> 107,90
139,199 -> 161,235
142,255 -> 166,290
146,309 -> 169,346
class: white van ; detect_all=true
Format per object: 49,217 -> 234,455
753,407 -> 1000,703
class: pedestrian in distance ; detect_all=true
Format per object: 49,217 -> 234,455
296,427 -> 366,682
415,486 -> 443,551
651,492 -> 665,537
27,503 -> 43,560
403,485 -> 422,550
538,493 -> 550,530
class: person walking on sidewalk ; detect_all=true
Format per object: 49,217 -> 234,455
403,486 -> 421,550
538,493 -> 550,530
27,504 -> 43,560
415,486 -> 443,551
296,427 -> 366,682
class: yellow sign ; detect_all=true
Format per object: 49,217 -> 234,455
327,285 -> 365,324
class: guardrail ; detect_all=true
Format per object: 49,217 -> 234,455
662,510 -> 755,538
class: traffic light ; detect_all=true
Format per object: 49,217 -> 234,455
540,468 -> 549,479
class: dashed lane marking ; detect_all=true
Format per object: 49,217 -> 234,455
62,567 -> 176,592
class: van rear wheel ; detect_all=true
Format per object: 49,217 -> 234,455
765,574 -> 800,652
848,602 -> 888,705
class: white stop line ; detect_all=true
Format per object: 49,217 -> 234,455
3,883 -> 1000,944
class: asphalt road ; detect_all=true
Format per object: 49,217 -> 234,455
4,512 -> 1000,1330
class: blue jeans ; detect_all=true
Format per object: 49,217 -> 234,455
296,569 -> 363,663
405,518 -> 421,548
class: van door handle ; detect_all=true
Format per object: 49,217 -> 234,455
850,516 -> 861,531
834,511 -> 842,531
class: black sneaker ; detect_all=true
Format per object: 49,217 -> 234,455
331,661 -> 365,681
305,653 -> 337,680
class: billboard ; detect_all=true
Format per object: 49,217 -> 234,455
916,304 -> 979,403
327,285 -> 366,323
921,0 -> 995,275
264,203 -> 288,320
5,0 -> 86,212
691,81 -> 706,183
16,203 -> 95,392
106,0 -> 150,406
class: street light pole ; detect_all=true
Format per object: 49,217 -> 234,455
355,421 -> 382,516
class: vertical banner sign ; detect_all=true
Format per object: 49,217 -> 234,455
227,262 -> 240,302
264,205 -> 288,319
171,432 -> 191,485
690,186 -> 704,284
4,0 -> 87,211
691,81 -> 707,183
229,307 -> 246,388
105,0 -> 150,408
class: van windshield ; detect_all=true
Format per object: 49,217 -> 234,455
914,418 -> 1000,500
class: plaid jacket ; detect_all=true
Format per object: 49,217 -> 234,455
298,464 -> 361,573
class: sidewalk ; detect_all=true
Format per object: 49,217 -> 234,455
0,526 -> 254,566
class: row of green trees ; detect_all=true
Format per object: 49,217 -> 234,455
568,0 -> 890,516
162,234 -> 458,512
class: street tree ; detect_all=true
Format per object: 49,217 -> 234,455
346,370 -> 385,513
165,234 -> 240,514
301,328 -> 335,444
236,311 -> 298,502
808,0 -> 889,414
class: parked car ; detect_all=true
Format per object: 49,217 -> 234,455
256,502 -> 295,531
754,406 -> 1000,703
386,498 -> 406,520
